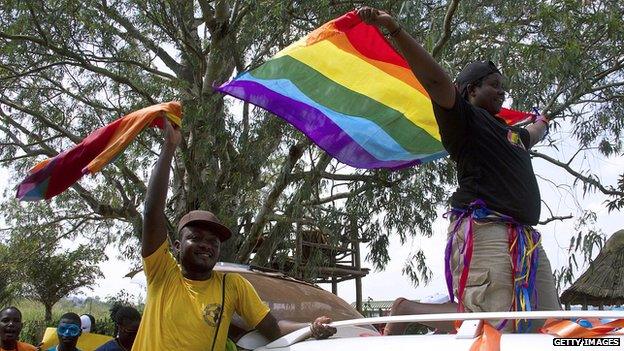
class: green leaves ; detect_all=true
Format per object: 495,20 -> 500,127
0,0 -> 622,290
554,210 -> 606,292
1,219 -> 104,320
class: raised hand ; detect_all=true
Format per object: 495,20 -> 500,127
163,114 -> 182,147
356,6 -> 399,32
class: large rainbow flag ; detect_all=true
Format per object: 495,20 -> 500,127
16,102 -> 182,201
217,11 -> 532,169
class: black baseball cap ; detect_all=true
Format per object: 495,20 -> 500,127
456,61 -> 502,97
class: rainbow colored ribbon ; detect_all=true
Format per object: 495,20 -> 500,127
16,102 -> 182,201
444,200 -> 541,332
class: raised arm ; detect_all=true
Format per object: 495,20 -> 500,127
357,7 -> 456,109
525,114 -> 550,148
142,117 -> 181,257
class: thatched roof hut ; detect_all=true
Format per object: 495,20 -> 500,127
561,229 -> 624,309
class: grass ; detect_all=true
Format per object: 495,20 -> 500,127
15,298 -> 112,322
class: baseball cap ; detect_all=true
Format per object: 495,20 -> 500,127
177,210 -> 232,242
456,60 -> 502,97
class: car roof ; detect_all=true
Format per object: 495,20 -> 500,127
213,262 -> 322,289
214,262 -> 364,324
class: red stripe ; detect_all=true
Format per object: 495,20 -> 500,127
458,220 -> 474,311
333,11 -> 411,69
45,118 -> 123,198
334,12 -> 535,127
333,11 -> 362,31
498,108 -> 533,125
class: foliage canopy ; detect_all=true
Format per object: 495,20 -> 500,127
0,0 -> 622,288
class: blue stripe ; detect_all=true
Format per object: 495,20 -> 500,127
237,73 -> 440,162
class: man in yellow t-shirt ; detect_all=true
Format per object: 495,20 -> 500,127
133,118 -> 336,351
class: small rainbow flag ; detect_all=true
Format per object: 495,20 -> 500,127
217,11 -> 532,169
16,102 -> 182,201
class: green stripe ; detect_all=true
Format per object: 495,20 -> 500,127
249,55 -> 442,154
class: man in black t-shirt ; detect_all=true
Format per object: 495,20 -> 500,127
359,7 -> 560,333
435,61 -> 542,224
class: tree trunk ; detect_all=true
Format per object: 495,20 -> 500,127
44,303 -> 53,322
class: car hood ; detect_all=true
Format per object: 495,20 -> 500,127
255,334 -> 624,351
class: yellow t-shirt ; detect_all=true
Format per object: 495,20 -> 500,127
132,241 -> 270,351
0,341 -> 37,351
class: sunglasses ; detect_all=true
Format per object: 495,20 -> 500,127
58,323 -> 81,338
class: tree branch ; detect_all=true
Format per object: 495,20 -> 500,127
0,97 -> 82,144
41,76 -> 119,113
431,0 -> 460,58
0,61 -> 73,81
290,171 -> 375,183
0,32 -> 156,103
547,57 -> 624,117
303,184 -> 375,206
531,150 -> 624,197
236,139 -> 309,262
97,2 -> 184,76
538,214 -> 574,225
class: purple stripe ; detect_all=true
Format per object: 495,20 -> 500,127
217,80 -> 421,170
444,234 -> 455,303
16,157 -> 59,200
529,229 -> 540,309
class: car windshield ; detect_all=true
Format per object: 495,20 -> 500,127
238,271 -> 364,323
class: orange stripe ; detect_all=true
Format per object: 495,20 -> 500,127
30,158 -> 51,173
327,34 -> 430,98
278,21 -> 341,58
542,319 -> 624,338
86,101 -> 182,173
306,21 -> 340,45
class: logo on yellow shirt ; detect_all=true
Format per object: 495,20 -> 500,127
203,303 -> 223,327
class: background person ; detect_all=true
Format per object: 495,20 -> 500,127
0,307 -> 36,351
95,306 -> 140,351
79,315 -> 95,334
46,313 -> 82,351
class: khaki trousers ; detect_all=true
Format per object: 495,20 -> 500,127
448,219 -> 561,332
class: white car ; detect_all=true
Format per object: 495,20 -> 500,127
217,263 -> 624,351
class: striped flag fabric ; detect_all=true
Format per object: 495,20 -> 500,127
217,11 -> 533,169
16,102 -> 182,201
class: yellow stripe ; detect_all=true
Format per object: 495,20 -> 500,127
285,39 -> 440,140
276,36 -> 313,58
327,35 -> 430,98
166,111 -> 182,127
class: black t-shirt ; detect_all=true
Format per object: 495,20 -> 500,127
432,92 -> 541,225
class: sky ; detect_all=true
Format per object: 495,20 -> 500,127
3,116 -> 618,307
